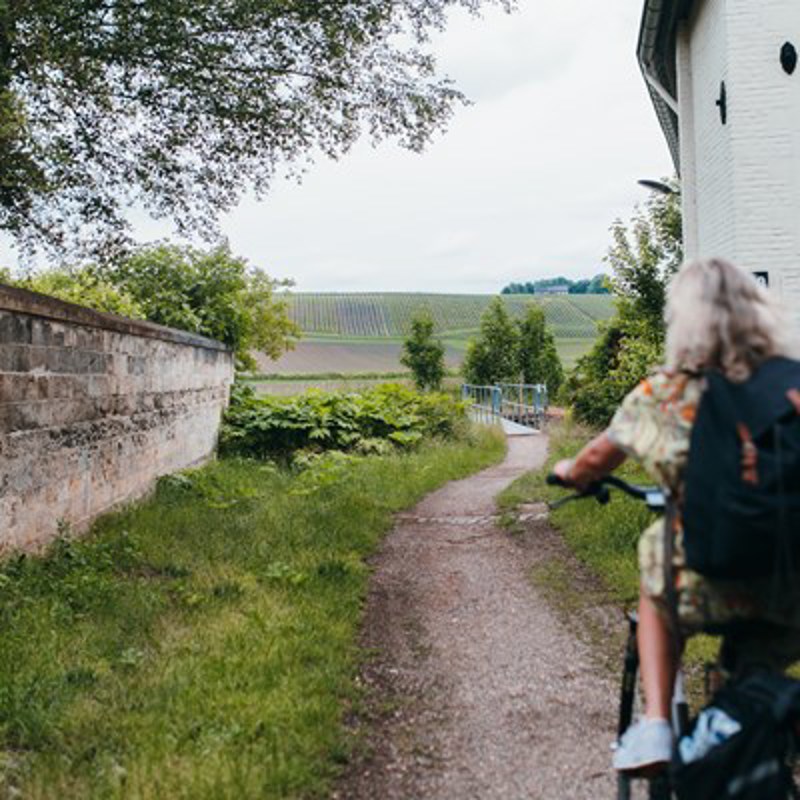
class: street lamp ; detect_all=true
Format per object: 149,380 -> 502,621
637,179 -> 679,196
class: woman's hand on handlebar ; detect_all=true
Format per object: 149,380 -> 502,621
553,458 -> 586,491
552,433 -> 627,494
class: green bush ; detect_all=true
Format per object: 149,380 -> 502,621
6,243 -> 300,371
11,267 -> 144,318
518,303 -> 563,395
463,297 -> 519,385
101,243 -> 299,370
561,314 -> 662,427
220,383 -> 468,459
563,181 -> 681,425
400,311 -> 446,392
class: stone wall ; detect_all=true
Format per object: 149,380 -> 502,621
0,284 -> 234,551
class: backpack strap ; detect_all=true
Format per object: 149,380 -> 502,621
706,371 -> 760,484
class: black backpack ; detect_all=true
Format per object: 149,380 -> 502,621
683,357 -> 800,580
671,671 -> 800,800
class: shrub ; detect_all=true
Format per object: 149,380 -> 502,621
220,383 -> 468,460
463,297 -> 519,385
6,244 -> 300,371
401,311 -> 446,391
564,179 -> 681,425
562,315 -> 662,426
517,303 -> 563,395
101,243 -> 299,370
11,267 -> 144,318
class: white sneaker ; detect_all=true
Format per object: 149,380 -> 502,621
613,718 -> 673,772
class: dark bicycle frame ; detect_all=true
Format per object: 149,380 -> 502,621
546,473 -> 800,800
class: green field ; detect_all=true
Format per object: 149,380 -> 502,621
285,292 -> 615,340
258,292 -> 615,378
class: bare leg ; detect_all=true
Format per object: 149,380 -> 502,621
638,587 -> 678,719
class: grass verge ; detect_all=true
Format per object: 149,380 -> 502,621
498,419 -> 718,671
0,426 -> 506,799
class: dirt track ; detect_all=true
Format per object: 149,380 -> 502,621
336,433 -> 619,800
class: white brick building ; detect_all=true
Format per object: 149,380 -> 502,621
638,0 -> 800,324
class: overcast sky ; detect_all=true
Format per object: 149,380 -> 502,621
3,1 -> 675,294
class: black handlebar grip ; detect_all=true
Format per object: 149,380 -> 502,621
546,473 -> 567,487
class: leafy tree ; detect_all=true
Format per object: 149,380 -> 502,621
606,180 -> 683,338
564,181 -> 682,426
0,0 -> 511,257
401,310 -> 446,392
8,243 -> 300,370
562,317 -> 662,426
500,275 -> 610,295
12,266 -> 145,317
462,297 -> 519,385
517,304 -> 563,395
568,274 -> 610,295
587,274 -> 611,294
100,244 -> 299,370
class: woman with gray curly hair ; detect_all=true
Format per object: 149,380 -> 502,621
554,257 -> 799,773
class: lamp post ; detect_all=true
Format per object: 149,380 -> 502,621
637,179 -> 679,196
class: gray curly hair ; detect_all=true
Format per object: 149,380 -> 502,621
665,258 -> 795,381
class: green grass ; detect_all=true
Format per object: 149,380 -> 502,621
500,420 -> 653,607
286,293 -> 614,340
244,371 -> 416,382
260,295 -> 613,377
499,420 -> 718,669
0,427 -> 506,799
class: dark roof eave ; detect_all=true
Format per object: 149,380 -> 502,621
637,0 -> 695,174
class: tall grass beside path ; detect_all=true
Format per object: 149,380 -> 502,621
499,420 -> 654,607
0,427 -> 505,799
499,421 -> 717,668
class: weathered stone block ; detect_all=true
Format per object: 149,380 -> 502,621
0,283 -> 234,551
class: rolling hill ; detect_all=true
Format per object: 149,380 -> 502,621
257,293 -> 615,377
284,292 -> 615,340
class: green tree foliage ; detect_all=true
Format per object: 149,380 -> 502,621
100,244 -> 299,370
564,182 -> 682,426
221,383 -> 468,460
13,267 -> 144,318
0,0 -> 511,256
400,310 -> 446,392
501,275 -> 610,295
462,297 -> 519,385
7,243 -> 299,370
570,274 -> 610,295
607,182 -> 683,338
517,304 -> 563,395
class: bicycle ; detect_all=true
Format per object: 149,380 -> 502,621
546,472 -> 800,800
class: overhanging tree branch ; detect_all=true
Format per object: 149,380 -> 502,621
0,0 -> 514,258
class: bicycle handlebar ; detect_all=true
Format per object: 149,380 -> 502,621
545,473 -> 667,513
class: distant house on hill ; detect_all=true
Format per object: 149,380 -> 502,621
638,0 -> 800,323
535,285 -> 570,296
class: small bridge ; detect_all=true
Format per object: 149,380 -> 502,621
462,383 -> 548,432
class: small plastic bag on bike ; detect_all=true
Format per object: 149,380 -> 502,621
670,672 -> 800,800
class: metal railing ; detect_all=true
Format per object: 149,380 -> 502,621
462,383 -> 548,430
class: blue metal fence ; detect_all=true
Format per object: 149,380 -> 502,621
461,383 -> 548,430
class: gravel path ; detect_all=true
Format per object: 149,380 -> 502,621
336,433 -> 619,800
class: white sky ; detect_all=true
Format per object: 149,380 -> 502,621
3,0 -> 675,294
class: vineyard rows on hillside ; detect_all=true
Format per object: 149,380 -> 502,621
286,293 -> 615,339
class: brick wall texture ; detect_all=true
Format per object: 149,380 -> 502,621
678,0 -> 800,328
0,284 -> 234,551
